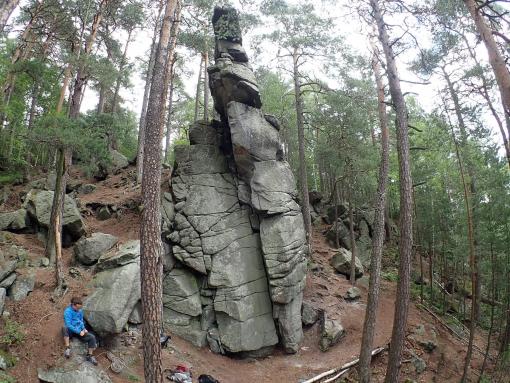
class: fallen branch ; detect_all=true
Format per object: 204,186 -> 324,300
300,346 -> 387,383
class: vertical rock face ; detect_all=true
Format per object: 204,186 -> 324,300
163,6 -> 307,355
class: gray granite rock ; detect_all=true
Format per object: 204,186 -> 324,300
83,261 -> 140,335
319,318 -> 345,352
301,301 -> 319,326
74,233 -> 118,265
0,209 -> 27,231
8,273 -> 35,301
329,248 -> 364,278
96,240 -> 139,271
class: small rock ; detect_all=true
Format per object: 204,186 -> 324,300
329,248 -> 364,278
78,184 -> 96,195
8,274 -> 35,301
319,317 -> 345,352
410,324 -> 438,353
68,267 -> 81,278
309,262 -> 320,272
37,363 -> 112,383
411,352 -> 426,374
40,257 -> 50,267
0,261 -> 17,283
0,273 -> 16,289
301,302 -> 319,326
0,288 -> 6,315
345,286 -> 361,301
2,311 -> 10,319
97,206 -> 112,221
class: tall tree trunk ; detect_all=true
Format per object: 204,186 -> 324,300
0,0 -> 19,33
203,51 -> 209,122
111,29 -> 133,114
136,1 -> 164,184
27,82 -> 39,130
45,0 -> 108,291
464,0 -> 510,143
97,84 -> 106,114
479,241 -> 496,382
358,50 -> 391,383
443,100 -> 477,383
370,2 -> 414,382
164,62 -> 175,163
140,0 -> 177,381
292,46 -> 312,245
348,175 -> 357,285
194,56 -> 203,122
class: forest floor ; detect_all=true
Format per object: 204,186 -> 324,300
0,166 -> 498,383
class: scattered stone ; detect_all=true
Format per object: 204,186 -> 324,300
97,206 -> 112,221
68,267 -> 81,278
84,261 -> 140,336
0,209 -> 28,231
329,248 -> 364,278
411,352 -> 426,374
0,261 -> 17,282
319,318 -> 345,352
345,286 -> 361,301
37,363 -> 112,383
0,288 -> 5,315
78,184 -> 96,195
8,273 -> 35,301
96,240 -> 139,271
0,273 -> 16,289
301,301 -> 319,326
39,257 -> 50,267
410,324 -> 438,353
74,233 -> 118,266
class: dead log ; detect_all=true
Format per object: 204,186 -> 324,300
300,346 -> 387,383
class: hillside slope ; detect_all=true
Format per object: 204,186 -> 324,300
0,166 -> 494,383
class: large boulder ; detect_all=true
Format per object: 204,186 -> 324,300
326,220 -> 351,249
83,261 -> 141,336
0,260 -> 17,282
24,189 -> 85,243
38,364 -> 112,383
163,268 -> 202,317
74,233 -> 118,266
329,248 -> 364,278
8,273 -> 35,301
96,240 -> 139,271
0,209 -> 28,231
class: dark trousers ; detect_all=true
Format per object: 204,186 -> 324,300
62,326 -> 97,349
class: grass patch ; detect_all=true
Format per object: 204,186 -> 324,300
127,374 -> 141,382
0,171 -> 22,186
0,320 -> 25,347
0,371 -> 16,383
382,269 -> 398,282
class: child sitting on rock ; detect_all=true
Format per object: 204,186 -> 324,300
62,296 -> 98,365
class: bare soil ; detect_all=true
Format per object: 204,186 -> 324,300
0,166 -> 495,383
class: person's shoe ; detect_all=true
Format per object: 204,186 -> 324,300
86,354 -> 98,366
64,348 -> 71,359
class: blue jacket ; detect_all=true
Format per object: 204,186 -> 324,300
64,305 -> 85,334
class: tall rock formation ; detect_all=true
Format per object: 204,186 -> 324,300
162,6 -> 307,355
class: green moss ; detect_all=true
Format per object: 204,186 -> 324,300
0,320 -> 25,346
0,350 -> 17,368
0,171 -> 22,186
127,374 -> 141,382
0,371 -> 16,383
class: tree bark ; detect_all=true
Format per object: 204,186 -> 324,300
136,2 -> 164,184
370,2 -> 414,383
348,177 -> 357,285
27,82 -> 39,130
358,50 -> 390,383
164,61 -> 175,163
140,0 -> 177,381
0,0 -> 20,33
292,46 -> 312,245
